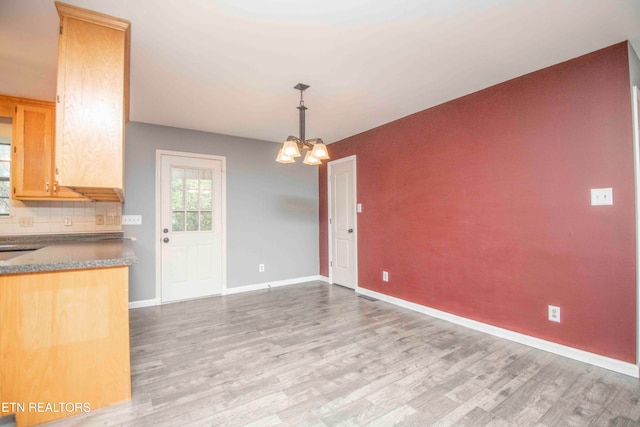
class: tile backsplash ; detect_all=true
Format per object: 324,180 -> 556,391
0,199 -> 122,235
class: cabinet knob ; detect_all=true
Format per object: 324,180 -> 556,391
163,237 -> 170,243
163,228 -> 169,233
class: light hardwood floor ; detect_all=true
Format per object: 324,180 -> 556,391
45,281 -> 640,426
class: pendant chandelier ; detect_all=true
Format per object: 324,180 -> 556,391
276,83 -> 330,165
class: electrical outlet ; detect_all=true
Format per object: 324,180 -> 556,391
591,188 -> 613,206
95,215 -> 105,225
548,305 -> 561,323
382,271 -> 389,282
64,216 -> 72,226
19,217 -> 33,227
122,215 -> 142,225
259,264 -> 265,272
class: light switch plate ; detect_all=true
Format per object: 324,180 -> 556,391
122,215 -> 142,225
591,188 -> 613,206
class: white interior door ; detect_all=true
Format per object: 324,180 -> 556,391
633,85 -> 640,366
160,153 -> 225,302
330,157 -> 357,289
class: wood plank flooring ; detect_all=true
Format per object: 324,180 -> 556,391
44,282 -> 640,426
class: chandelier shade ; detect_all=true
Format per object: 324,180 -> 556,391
282,137 -> 301,157
303,150 -> 322,165
310,139 -> 329,160
275,147 -> 295,163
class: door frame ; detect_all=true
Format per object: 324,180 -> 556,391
327,155 -> 358,289
155,149 -> 227,303
633,86 -> 640,367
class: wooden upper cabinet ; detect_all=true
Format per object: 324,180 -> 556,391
55,2 -> 130,202
1,95 -> 84,200
14,103 -> 53,198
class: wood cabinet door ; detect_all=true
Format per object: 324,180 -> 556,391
56,5 -> 129,193
0,267 -> 132,426
11,101 -> 83,200
13,104 -> 54,198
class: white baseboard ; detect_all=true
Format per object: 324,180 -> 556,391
223,275 -> 329,295
357,287 -> 639,378
128,276 -> 330,307
128,298 -> 159,309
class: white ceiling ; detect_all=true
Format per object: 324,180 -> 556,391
2,0 -> 640,144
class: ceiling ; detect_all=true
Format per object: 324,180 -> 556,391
1,0 -> 640,145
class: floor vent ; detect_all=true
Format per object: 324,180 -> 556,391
358,294 -> 378,302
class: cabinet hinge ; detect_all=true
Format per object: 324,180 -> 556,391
56,95 -> 60,103
13,147 -> 16,153
14,106 -> 17,113
59,26 -> 63,35
330,261 -> 333,267
13,187 -> 15,194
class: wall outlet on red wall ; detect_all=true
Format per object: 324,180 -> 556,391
548,305 -> 561,322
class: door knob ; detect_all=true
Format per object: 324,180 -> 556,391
348,228 -> 353,233
163,228 -> 169,233
163,237 -> 170,243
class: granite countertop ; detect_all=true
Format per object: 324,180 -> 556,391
0,233 -> 137,275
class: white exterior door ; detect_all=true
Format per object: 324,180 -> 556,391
330,157 -> 357,289
160,153 -> 225,302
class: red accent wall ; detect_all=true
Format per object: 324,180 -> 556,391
319,43 -> 637,363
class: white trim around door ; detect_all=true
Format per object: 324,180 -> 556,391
632,85 -> 640,368
155,149 -> 227,303
328,155 -> 358,289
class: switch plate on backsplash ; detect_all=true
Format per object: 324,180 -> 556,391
0,200 -> 123,235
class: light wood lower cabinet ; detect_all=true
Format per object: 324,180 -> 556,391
0,267 -> 131,426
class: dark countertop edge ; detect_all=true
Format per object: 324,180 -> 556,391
0,238 -> 137,275
0,232 -> 124,248
0,256 -> 137,275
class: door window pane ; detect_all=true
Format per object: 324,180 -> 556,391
186,211 -> 199,231
171,168 -> 185,210
200,211 -> 212,230
200,189 -> 212,210
170,166 -> 215,232
172,211 -> 185,232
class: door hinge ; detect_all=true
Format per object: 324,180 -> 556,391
330,218 -> 332,224
59,26 -> 63,34
330,261 -> 332,267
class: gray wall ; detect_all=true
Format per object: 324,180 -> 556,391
124,122 -> 319,302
